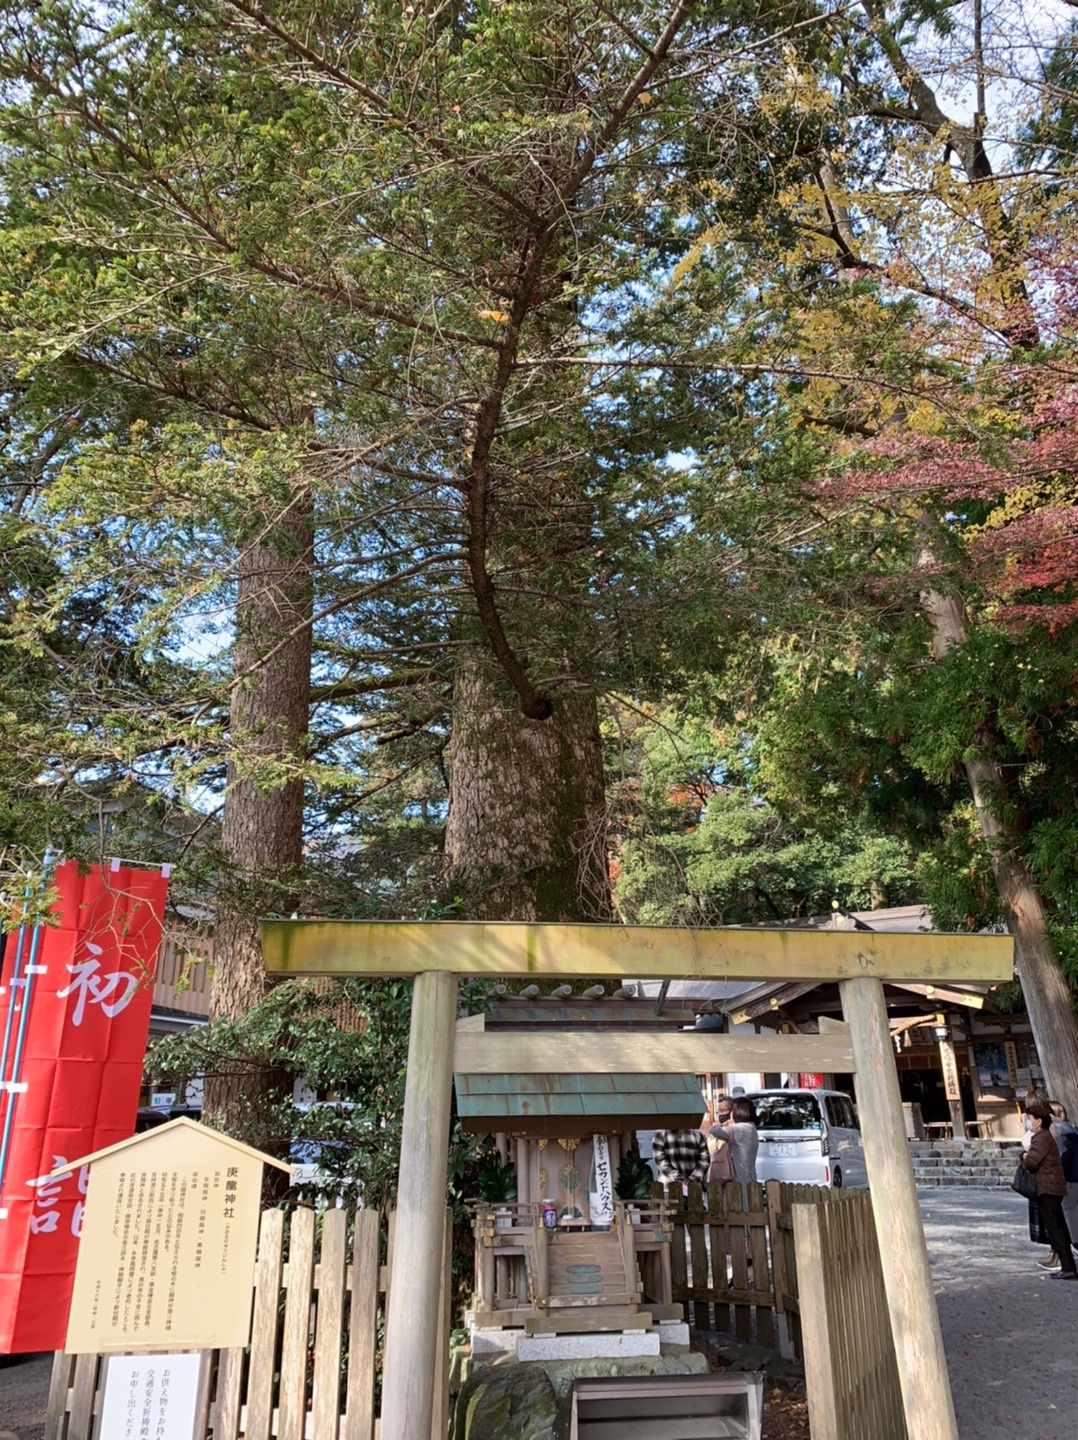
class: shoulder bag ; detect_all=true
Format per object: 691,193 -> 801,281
1011,1158 -> 1038,1200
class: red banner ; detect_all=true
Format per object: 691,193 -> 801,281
0,860 -> 169,1352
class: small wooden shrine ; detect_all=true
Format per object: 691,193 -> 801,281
455,999 -> 702,1336
262,915 -> 1012,1440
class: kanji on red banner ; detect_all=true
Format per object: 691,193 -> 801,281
0,860 -> 169,1352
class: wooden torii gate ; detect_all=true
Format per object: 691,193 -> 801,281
261,919 -> 1013,1440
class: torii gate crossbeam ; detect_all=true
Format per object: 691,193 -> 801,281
261,920 -> 1013,1440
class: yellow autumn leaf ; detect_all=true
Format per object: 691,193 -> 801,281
478,309 -> 510,323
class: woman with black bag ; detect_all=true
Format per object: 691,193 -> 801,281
1019,1095 -> 1076,1280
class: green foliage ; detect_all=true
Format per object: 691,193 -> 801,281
0,855 -> 61,932
614,1152 -> 654,1202
147,976 -> 494,1212
612,710 -> 917,926
2,0 -> 1078,1157
1018,21 -> 1078,178
473,1154 -> 517,1205
751,621 -> 1078,950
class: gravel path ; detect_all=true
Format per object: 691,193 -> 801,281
0,1352 -> 49,1440
1,1189 -> 1072,1439
921,1186 -> 1078,1440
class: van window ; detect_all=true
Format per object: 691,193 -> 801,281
826,1096 -> 853,1128
753,1095 -> 823,1131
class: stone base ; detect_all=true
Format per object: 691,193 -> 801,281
657,1320 -> 690,1347
516,1330 -> 660,1361
470,1328 -> 519,1356
451,1348 -> 710,1440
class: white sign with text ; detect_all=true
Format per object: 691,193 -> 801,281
589,1134 -> 614,1226
100,1353 -> 202,1440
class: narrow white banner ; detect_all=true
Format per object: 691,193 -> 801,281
589,1134 -> 614,1226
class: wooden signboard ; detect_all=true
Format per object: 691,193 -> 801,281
55,1119 -> 289,1354
938,1040 -> 962,1103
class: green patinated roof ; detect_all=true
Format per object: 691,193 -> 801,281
454,1071 -> 705,1136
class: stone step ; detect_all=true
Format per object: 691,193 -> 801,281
909,1135 -> 1018,1187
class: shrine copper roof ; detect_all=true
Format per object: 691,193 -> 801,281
454,1070 -> 706,1136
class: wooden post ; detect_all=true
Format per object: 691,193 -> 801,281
431,1208 -> 453,1440
840,976 -> 958,1440
380,970 -> 458,1440
534,1213 -> 549,1305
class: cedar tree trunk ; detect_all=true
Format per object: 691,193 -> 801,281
444,656 -> 610,922
204,487 -> 314,1140
919,564 -> 1078,1117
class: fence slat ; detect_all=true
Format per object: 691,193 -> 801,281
245,1207 -> 286,1440
312,1209 -> 349,1440
279,1207 -> 316,1440
67,1353 -> 97,1440
192,1351 -> 214,1440
687,1184 -> 710,1331
669,1196 -> 688,1313
343,1209 -> 381,1440
793,1204 -> 837,1438
706,1183 -> 732,1334
45,1353 -> 75,1440
430,1209 -> 453,1440
212,1347 -> 244,1440
747,1182 -> 773,1350
725,1187 -> 750,1342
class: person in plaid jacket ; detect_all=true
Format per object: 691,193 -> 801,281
651,1127 -> 709,1185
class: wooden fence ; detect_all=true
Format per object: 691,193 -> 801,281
655,1178 -> 824,1355
48,1186 -> 905,1439
793,1189 -> 906,1440
46,1205 -> 452,1440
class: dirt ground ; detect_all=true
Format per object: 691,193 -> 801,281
0,1352 -> 50,1440
761,1386 -> 811,1440
692,1333 -> 810,1440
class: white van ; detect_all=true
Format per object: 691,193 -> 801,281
747,1089 -> 867,1189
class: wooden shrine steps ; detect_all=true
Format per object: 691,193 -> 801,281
546,1231 -> 639,1307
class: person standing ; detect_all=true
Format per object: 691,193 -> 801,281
651,1128 -> 709,1200
1050,1100 -> 1078,1266
1022,1095 -> 1077,1280
709,1096 -> 760,1204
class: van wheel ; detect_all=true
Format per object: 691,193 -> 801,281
832,1169 -> 842,1188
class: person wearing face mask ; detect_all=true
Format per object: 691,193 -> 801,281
707,1097 -> 736,1186
1045,1100 -> 1078,1271
709,1096 -> 759,1206
1023,1094 -> 1076,1280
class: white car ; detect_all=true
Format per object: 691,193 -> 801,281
747,1089 -> 867,1189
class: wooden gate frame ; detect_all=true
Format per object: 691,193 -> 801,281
261,918 -> 1011,1440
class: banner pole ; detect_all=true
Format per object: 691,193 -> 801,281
0,851 -> 53,1200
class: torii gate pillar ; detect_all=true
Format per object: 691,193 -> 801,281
841,976 -> 958,1440
379,969 -> 458,1440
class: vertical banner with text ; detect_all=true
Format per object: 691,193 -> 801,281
0,860 -> 168,1352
